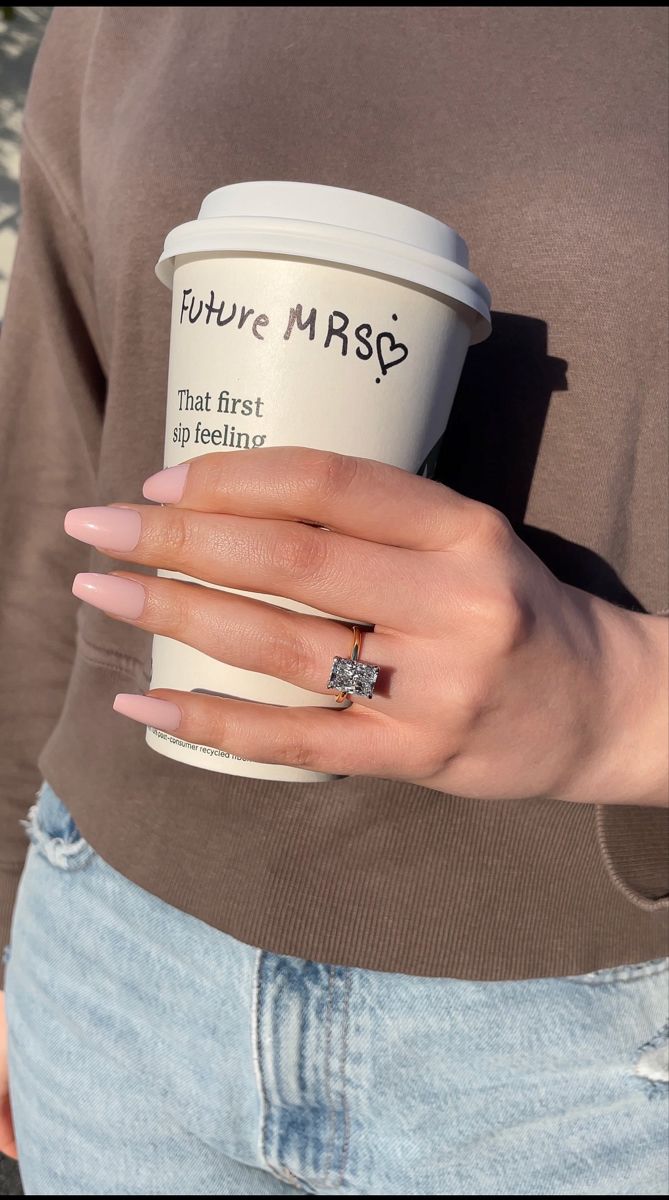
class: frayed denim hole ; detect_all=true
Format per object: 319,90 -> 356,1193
565,957 -> 669,985
20,800 -> 95,871
20,802 -> 41,847
634,1022 -> 669,1092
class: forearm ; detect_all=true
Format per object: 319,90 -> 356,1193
558,593 -> 668,807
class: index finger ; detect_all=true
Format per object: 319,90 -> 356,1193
142,445 -> 479,551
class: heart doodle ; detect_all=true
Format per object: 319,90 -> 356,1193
376,331 -> 409,377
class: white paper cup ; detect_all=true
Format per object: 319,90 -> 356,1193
147,182 -> 491,781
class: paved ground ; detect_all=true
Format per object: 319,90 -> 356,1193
0,6 -> 52,316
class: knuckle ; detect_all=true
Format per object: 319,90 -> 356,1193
162,509 -> 193,561
402,739 -> 442,779
197,454 -> 228,499
491,588 -> 532,652
398,723 -> 448,778
270,624 -> 316,683
161,581 -> 195,635
473,503 -> 513,549
458,581 -> 530,654
413,482 -> 457,545
272,727 -> 315,769
274,525 -> 329,581
455,582 -> 493,625
461,676 -> 492,724
443,667 -> 490,731
301,449 -> 359,505
206,708 -> 228,752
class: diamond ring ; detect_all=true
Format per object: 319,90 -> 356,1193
327,626 -> 380,702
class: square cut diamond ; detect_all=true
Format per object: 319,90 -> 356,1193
327,655 -> 379,699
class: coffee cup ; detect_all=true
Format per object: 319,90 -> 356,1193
147,181 -> 491,781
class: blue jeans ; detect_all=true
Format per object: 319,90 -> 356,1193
3,781 -> 668,1196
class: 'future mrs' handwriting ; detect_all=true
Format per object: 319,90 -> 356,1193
179,288 -> 409,377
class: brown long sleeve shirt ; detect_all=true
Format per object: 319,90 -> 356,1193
0,7 -> 667,982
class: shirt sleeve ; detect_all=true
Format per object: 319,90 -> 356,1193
0,127 -> 105,978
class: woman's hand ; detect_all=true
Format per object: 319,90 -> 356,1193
64,446 -> 668,805
0,991 -> 17,1159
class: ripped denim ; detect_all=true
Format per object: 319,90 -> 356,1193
3,781 -> 669,1196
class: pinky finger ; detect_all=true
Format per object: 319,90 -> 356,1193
112,690 -> 402,778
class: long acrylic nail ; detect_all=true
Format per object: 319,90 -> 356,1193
64,507 -> 142,552
143,463 -> 190,504
72,573 -> 146,619
113,694 -> 182,732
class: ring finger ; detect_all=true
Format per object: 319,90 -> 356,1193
72,569 -> 408,712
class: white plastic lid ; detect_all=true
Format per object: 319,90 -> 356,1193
156,181 -> 491,343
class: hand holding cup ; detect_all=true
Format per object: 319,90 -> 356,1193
65,445 -> 667,806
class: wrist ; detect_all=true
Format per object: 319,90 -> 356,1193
556,594 -> 668,806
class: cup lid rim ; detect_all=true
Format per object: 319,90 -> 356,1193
155,213 -> 492,343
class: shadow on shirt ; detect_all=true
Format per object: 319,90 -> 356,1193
437,310 -> 643,613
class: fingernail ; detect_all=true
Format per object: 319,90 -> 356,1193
113,694 -> 182,732
72,573 -> 146,619
64,507 -> 142,552
142,463 -> 190,504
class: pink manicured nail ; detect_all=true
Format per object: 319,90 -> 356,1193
64,507 -> 142,552
113,694 -> 182,732
142,463 -> 190,504
72,573 -> 146,619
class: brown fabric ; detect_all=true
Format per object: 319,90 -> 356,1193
1,6 -> 667,984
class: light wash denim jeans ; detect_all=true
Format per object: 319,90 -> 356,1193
3,781 -> 668,1196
